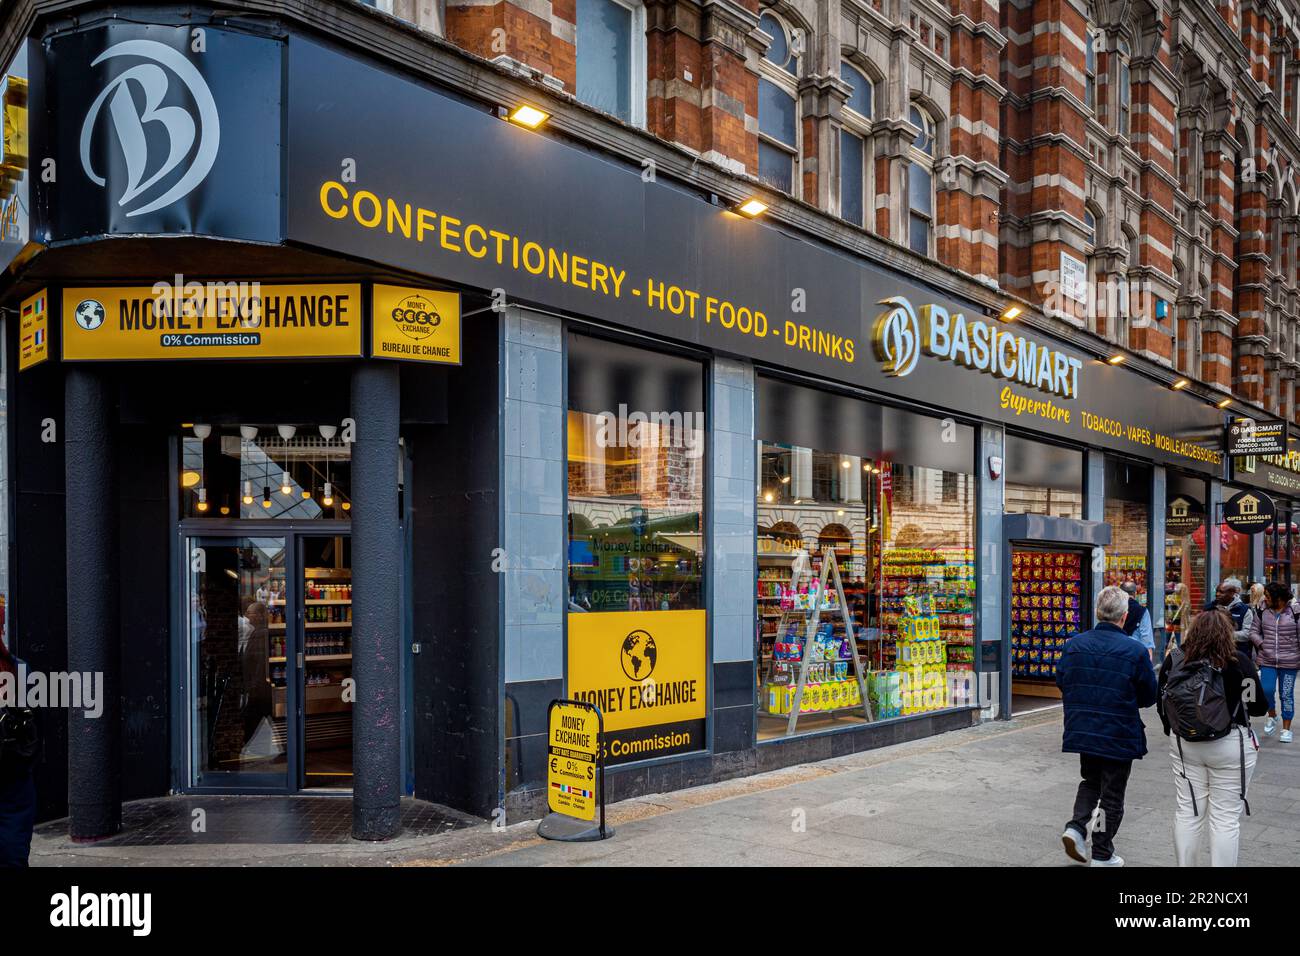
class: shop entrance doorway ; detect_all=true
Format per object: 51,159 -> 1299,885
1002,514 -> 1110,717
183,527 -> 353,792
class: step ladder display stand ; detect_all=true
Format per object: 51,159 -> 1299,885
785,546 -> 874,736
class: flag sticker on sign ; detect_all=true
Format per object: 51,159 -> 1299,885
18,287 -> 48,371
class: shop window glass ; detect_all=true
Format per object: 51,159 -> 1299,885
566,335 -> 705,612
755,379 -> 976,741
1219,489 -> 1251,590
1004,435 -> 1083,519
1266,503 -> 1294,586
178,425 -> 352,520
566,334 -> 706,766
1103,458 -> 1150,606
1164,473 -> 1207,646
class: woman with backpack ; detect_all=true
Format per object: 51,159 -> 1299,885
1248,581 -> 1300,743
1158,610 -> 1267,867
0,630 -> 37,867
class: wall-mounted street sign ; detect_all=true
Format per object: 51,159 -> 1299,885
1167,495 -> 1204,536
538,699 -> 611,842
18,287 -> 47,370
370,284 -> 461,364
1227,417 -> 1288,457
61,283 -> 363,361
1223,489 -> 1276,535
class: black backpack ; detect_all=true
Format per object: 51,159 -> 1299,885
1163,647 -> 1233,742
1162,647 -> 1251,817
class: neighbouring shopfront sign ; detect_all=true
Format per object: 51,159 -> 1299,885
18,287 -> 47,370
1226,417 -> 1288,457
370,284 -> 461,364
0,41 -> 31,273
545,700 -> 600,822
61,283 -> 363,360
566,609 -> 705,766
31,22 -> 281,244
1166,495 -> 1204,535
1223,488 -> 1276,534
282,37 -> 1225,476
1237,453 -> 1300,496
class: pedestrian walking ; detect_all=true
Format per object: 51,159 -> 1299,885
1119,580 -> 1155,663
1165,582 -> 1189,653
1057,585 -> 1159,867
1249,581 -> 1300,743
1158,609 -> 1265,866
1239,583 -> 1266,657
0,630 -> 37,868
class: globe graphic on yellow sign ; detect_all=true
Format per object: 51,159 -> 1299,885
620,630 -> 657,681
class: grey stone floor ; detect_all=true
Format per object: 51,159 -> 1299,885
31,706 -> 1300,866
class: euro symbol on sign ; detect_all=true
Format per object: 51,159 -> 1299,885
873,296 -> 921,377
550,757 -> 557,773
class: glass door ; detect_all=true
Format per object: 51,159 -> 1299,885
187,535 -> 297,790
299,534 -> 354,790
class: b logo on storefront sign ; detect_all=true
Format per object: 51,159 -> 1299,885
79,40 -> 220,218
872,296 -> 920,378
390,295 -> 441,341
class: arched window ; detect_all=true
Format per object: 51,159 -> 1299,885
839,62 -> 875,228
908,105 -> 937,256
575,0 -> 647,126
758,11 -> 801,195
1117,38 -> 1131,138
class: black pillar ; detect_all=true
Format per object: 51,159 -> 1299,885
64,366 -> 121,840
350,361 -> 402,840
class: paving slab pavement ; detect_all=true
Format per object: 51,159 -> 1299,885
29,704 -> 1300,866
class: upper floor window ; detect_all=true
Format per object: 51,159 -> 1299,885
1117,38 -> 1131,138
908,105 -> 937,256
575,0 -> 646,126
758,12 -> 801,194
1085,28 -> 1097,112
839,62 -> 875,228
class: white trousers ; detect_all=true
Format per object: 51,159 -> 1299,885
1171,727 -> 1257,867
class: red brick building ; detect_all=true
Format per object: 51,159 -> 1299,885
369,0 -> 1300,424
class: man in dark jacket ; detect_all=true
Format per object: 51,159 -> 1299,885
1056,584 -> 1159,867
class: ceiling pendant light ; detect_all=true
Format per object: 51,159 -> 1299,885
242,480 -> 254,505
323,482 -> 334,507
196,488 -> 209,513
281,471 -> 293,496
262,486 -> 273,509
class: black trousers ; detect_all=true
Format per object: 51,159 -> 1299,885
1068,753 -> 1133,861
0,769 -> 35,868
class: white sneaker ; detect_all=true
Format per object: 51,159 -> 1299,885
1061,826 -> 1089,863
1090,853 -> 1125,867
1282,729 -> 1294,743
1264,718 -> 1278,736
